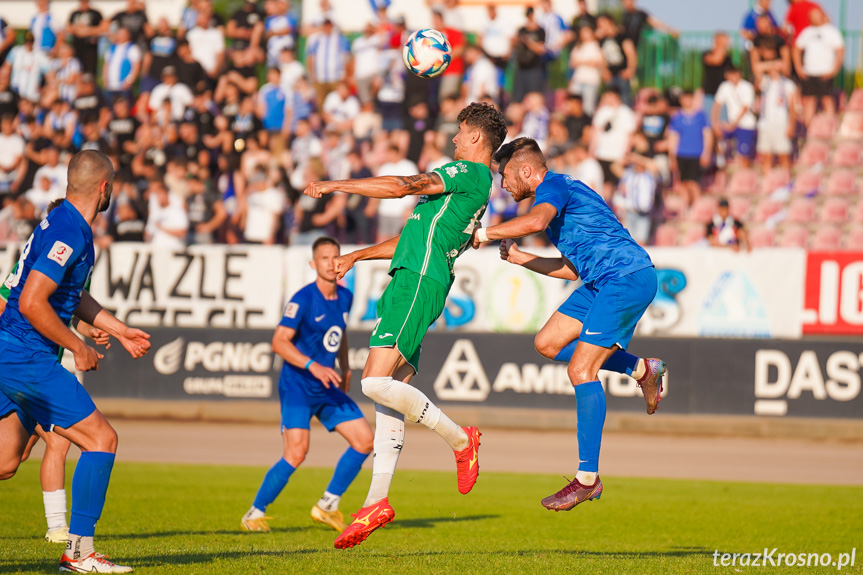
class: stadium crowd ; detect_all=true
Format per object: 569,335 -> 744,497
0,0 -> 857,249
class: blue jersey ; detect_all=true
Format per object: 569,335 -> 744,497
0,201 -> 94,356
278,282 -> 352,395
534,172 -> 653,288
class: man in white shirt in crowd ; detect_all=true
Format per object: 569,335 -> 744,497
279,48 -> 305,99
757,66 -> 798,171
25,174 -> 65,219
149,66 -> 194,121
350,23 -> 383,106
146,178 -> 189,248
563,143 -> 604,194
479,4 -> 513,78
463,44 -> 499,105
33,146 -> 67,192
712,65 -> 757,167
793,7 -> 843,125
370,143 -> 418,240
187,9 -> 225,83
322,81 -> 360,133
591,88 -> 637,200
242,166 -> 285,244
3,32 -> 50,102
612,152 -> 659,245
0,114 -> 25,196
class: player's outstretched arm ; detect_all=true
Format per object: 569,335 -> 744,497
500,239 -> 579,281
334,235 -> 400,280
75,292 -> 151,358
19,270 -> 103,372
304,172 -> 445,200
472,203 -> 558,248
272,325 -> 341,388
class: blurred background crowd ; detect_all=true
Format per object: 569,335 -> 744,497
0,0 -> 860,251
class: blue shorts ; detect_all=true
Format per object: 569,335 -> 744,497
0,340 -> 96,433
726,128 -> 757,159
0,391 -> 37,435
557,267 -> 657,350
279,377 -> 364,432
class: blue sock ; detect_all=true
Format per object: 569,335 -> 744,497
326,447 -> 370,496
574,381 -> 606,473
553,340 -> 577,363
601,350 -> 640,376
69,452 -> 115,538
253,458 -> 295,512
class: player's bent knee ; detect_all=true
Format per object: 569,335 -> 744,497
0,458 -> 21,480
361,376 -> 393,404
567,365 -> 597,387
534,336 -> 559,360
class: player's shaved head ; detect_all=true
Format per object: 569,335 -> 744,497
67,150 -> 114,197
493,137 -> 547,176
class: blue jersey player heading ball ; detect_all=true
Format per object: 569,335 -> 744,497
0,150 -> 152,573
242,237 -> 373,534
473,138 -> 666,513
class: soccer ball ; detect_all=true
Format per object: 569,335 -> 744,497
403,28 -> 452,78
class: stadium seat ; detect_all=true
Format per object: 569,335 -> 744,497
820,198 -> 850,222
759,168 -> 791,194
681,224 -> 707,246
728,197 -> 751,220
688,196 -> 718,223
748,226 -> 776,248
727,168 -> 759,196
824,169 -> 856,196
707,170 -> 728,194
847,89 -> 863,111
832,141 -> 862,167
846,227 -> 863,250
791,169 -> 822,196
779,225 -> 809,248
811,226 -> 843,250
838,112 -> 863,139
799,141 -> 830,167
807,113 -> 837,141
753,198 -> 784,223
662,192 -> 688,217
654,223 -> 678,246
786,198 -> 817,223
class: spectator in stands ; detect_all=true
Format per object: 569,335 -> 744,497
25,174 -> 64,219
141,18 -> 178,93
187,9 -> 226,85
72,73 -> 108,128
4,32 -> 50,103
0,114 -> 25,196
103,27 -> 142,102
512,7 -> 546,103
107,186 -> 147,243
241,166 -> 285,244
793,7 -> 843,125
701,32 -> 734,125
227,0 -> 265,54
111,0 -> 152,51
757,65 -> 798,171
322,80 -> 360,133
740,0 -> 778,44
48,42 -> 82,104
564,143 -> 603,193
784,0 -> 823,43
591,87 -> 637,200
568,24 -> 604,115
0,19 -> 15,68
479,4 -> 513,81
562,93 -> 592,145
706,198 -> 750,251
751,13 -> 791,85
106,96 -> 139,173
612,152 -> 660,245
342,149 -> 375,244
669,90 -> 712,207
186,173 -> 227,244
571,0 -> 597,35
537,0 -> 568,60
371,143 -> 418,240
30,0 -> 58,53
265,0 -> 297,67
306,19 -> 351,108
713,66 -> 757,167
352,24 -> 383,106
637,91 -> 671,184
521,92 -> 550,150
432,11 -> 465,101
620,0 -> 678,45
146,177 -> 189,248
463,44 -> 499,105
68,0 -> 105,75
32,145 -> 67,193
150,66 -> 194,122
597,13 -> 637,106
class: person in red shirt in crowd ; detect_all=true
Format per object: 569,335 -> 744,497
432,11 -> 464,101
784,0 -> 823,43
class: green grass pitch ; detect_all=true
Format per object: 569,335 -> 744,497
1,460 -> 861,574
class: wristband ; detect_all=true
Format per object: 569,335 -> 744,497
475,227 -> 489,243
304,359 -> 314,370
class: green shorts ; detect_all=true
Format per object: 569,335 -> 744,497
370,268 -> 448,373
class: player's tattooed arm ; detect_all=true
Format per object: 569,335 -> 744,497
304,172 -> 444,199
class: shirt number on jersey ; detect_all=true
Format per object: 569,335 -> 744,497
461,206 -> 485,235
8,235 -> 34,289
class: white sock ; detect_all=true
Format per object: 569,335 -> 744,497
576,471 -> 598,486
43,489 -> 67,531
631,358 -> 647,380
244,506 -> 265,519
363,405 -> 404,507
362,377 -> 468,451
65,534 -> 94,560
317,491 -> 340,512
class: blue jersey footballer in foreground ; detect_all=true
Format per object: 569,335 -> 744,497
241,237 -> 373,534
473,137 -> 666,513
0,150 -> 152,574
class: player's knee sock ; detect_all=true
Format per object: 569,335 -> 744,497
253,458 -> 295,512
317,491 -> 340,513
553,340 -> 577,363
574,381 -> 605,478
364,405 -> 404,507
362,377 -> 468,451
602,350 -> 641,376
43,489 -> 67,531
69,452 -> 114,539
325,447 -> 369,499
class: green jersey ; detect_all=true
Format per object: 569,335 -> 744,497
389,160 -> 492,288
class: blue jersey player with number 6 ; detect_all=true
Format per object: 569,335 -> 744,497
241,237 -> 373,534
473,138 -> 666,514
0,150 -> 152,573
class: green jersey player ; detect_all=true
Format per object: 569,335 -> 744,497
303,102 -> 507,549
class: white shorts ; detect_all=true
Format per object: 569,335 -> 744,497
757,121 -> 792,156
